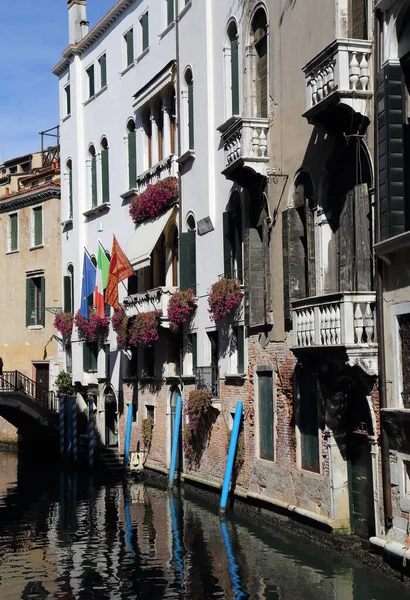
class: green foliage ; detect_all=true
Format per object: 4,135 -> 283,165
142,417 -> 154,448
55,370 -> 72,394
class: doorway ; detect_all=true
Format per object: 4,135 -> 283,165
170,386 -> 183,471
105,390 -> 118,448
34,363 -> 49,404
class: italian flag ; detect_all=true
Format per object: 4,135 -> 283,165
94,243 -> 110,318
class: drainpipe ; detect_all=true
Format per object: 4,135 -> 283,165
373,8 -> 393,531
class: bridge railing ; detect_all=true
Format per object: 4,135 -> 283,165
0,371 -> 57,413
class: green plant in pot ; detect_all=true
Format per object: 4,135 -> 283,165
55,370 -> 72,395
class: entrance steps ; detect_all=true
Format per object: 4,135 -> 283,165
97,447 -> 124,476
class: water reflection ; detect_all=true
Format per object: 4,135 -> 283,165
0,453 -> 409,599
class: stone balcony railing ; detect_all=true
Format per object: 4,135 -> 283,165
217,116 -> 270,177
291,292 -> 377,351
135,154 -> 177,193
302,38 -> 372,118
123,286 -> 177,327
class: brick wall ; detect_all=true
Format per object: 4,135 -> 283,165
0,416 -> 17,444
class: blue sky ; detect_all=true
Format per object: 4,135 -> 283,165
0,0 -> 114,162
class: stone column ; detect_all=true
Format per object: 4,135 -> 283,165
150,110 -> 159,168
162,100 -> 172,158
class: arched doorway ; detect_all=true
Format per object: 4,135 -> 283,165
104,388 -> 118,448
170,386 -> 183,471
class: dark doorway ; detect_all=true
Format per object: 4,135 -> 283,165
35,363 -> 49,404
105,391 -> 118,448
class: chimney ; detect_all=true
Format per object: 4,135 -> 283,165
67,0 -> 89,45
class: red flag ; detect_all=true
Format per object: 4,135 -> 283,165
106,236 -> 134,310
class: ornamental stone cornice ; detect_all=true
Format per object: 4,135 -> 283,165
0,187 -> 60,213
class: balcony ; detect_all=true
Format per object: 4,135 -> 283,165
217,116 -> 270,177
121,155 -> 177,200
302,39 -> 372,131
123,286 -> 177,327
195,366 -> 220,398
291,292 -> 377,355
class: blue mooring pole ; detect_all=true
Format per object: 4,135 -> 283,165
88,396 -> 94,469
168,395 -> 182,489
220,400 -> 243,514
59,393 -> 65,461
66,394 -> 72,459
123,403 -> 133,471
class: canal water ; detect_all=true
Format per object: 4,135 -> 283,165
0,452 -> 409,599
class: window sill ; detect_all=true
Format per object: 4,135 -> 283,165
83,94 -> 96,107
120,187 -> 138,201
6,250 -> 19,255
95,85 -> 107,99
160,21 -> 175,39
136,47 -> 150,63
179,0 -> 192,19
30,244 -> 44,251
224,373 -> 247,381
83,203 -> 111,217
28,325 -> 44,331
176,150 -> 195,165
84,370 -> 98,374
62,113 -> 71,123
120,62 -> 135,77
61,218 -> 73,228
181,374 -> 196,382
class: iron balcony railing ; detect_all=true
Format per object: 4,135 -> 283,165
0,370 -> 58,412
195,366 -> 220,398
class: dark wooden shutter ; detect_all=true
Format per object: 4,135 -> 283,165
188,81 -> 194,150
40,277 -> 45,326
258,371 -> 274,460
231,37 -> 239,115
378,63 -> 406,240
339,190 -> 355,292
101,148 -> 109,203
105,344 -> 110,378
354,184 -> 372,291
167,0 -> 174,25
180,230 -> 196,291
10,214 -> 18,251
236,326 -> 244,374
282,208 -> 308,322
87,65 -> 95,97
34,207 -> 42,246
26,278 -> 34,327
128,131 -> 137,189
91,155 -> 97,207
99,54 -> 107,88
83,343 -> 97,372
65,85 -> 71,115
141,13 -> 149,51
256,35 -> 268,118
69,168 -> 73,219
235,205 -> 243,281
349,0 -> 368,40
300,373 -> 320,473
64,276 -> 72,313
223,211 -> 233,278
127,30 -> 134,66
248,227 -> 265,326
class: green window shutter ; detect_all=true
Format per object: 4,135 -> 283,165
248,226 -> 265,326
180,230 -> 196,291
65,85 -> 71,115
33,207 -> 42,246
127,29 -> 134,66
91,155 -> 97,207
40,277 -> 45,326
83,344 -> 89,372
128,131 -> 137,189
26,278 -> 34,327
223,211 -> 233,278
258,371 -> 274,460
234,206 -> 243,282
236,326 -> 244,374
10,214 -> 18,251
84,343 -> 98,372
99,54 -> 107,88
300,372 -> 320,472
64,276 -> 72,313
105,344 -> 110,378
231,37 -> 239,115
167,0 -> 174,25
188,81 -> 194,150
101,148 -> 110,203
141,13 -> 149,51
87,65 -> 95,97
68,169 -> 73,219
190,333 -> 197,374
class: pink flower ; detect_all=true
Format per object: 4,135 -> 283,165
54,312 -> 74,338
168,288 -> 196,328
128,311 -> 161,348
129,176 -> 179,224
208,278 -> 243,321
74,309 -> 110,343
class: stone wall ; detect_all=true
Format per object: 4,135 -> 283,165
0,416 -> 17,445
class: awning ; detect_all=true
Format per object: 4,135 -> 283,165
126,207 -> 174,271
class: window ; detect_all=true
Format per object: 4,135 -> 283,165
158,100 -> 164,161
399,313 -> 410,408
99,53 -> 107,88
88,145 -> 97,208
297,368 -> 320,473
228,22 -> 239,115
128,274 -> 138,295
8,213 -> 18,252
31,206 -> 43,247
145,112 -> 153,169
185,69 -> 194,150
348,0 -> 368,40
251,8 -> 268,118
124,29 -> 134,67
101,138 -> 110,203
171,226 -> 178,286
127,120 -> 137,189
64,265 -> 74,313
83,342 -> 98,372
170,92 -> 176,154
258,371 -> 274,460
233,325 -> 245,374
223,196 -> 243,281
146,405 -> 155,421
189,333 -> 197,375
105,344 -> 110,379
180,220 -> 196,291
140,12 -> 149,52
65,84 -> 71,116
86,64 -> 95,98
142,346 -> 155,377
67,159 -> 73,219
167,0 -> 174,26
26,275 -> 45,327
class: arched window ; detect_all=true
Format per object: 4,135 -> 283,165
88,145 -> 97,208
127,119 -> 136,189
144,110 -> 153,169
170,225 -> 179,286
251,8 -> 268,118
170,91 -> 176,155
157,100 -> 164,162
180,215 -> 196,291
66,159 -> 73,219
228,21 -> 239,115
64,264 -> 74,313
101,137 -> 109,203
185,69 -> 194,150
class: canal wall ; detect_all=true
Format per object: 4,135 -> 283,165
0,416 -> 17,446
